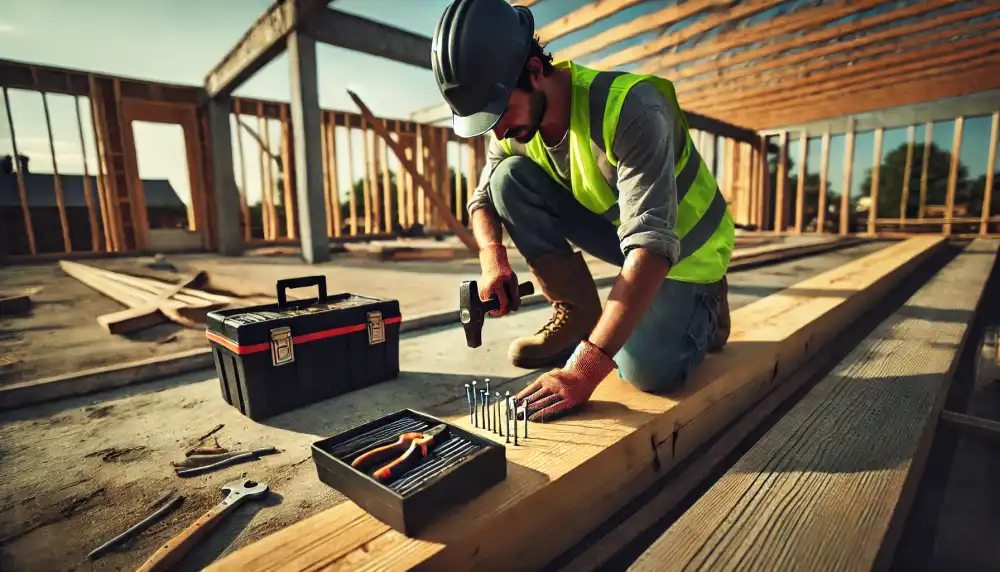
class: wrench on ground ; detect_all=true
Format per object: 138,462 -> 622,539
136,479 -> 269,572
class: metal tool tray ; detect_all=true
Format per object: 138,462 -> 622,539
311,408 -> 506,536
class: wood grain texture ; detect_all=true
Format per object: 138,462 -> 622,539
207,237 -> 945,572
630,239 -> 999,572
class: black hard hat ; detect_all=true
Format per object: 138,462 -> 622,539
431,0 -> 536,138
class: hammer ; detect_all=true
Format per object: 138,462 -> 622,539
460,280 -> 534,348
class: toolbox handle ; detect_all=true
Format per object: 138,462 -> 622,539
277,276 -> 328,307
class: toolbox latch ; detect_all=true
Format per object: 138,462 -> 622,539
270,326 -> 295,366
367,311 -> 385,345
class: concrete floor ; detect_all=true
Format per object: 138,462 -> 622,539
0,242 -> 888,572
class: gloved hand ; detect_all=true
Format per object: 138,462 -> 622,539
515,340 -> 617,422
478,243 -> 520,317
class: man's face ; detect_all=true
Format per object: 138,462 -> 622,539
491,65 -> 547,144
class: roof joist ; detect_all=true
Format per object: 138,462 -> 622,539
672,3 -> 998,97
537,0 -> 646,44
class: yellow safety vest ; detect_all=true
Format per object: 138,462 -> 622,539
497,61 -> 733,284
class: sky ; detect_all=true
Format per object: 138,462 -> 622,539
1,0 -> 997,216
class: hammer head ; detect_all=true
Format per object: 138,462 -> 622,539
459,280 -> 534,348
222,479 -> 269,504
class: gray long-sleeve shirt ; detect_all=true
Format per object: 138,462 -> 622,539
467,80 -> 686,265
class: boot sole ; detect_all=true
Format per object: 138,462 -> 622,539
511,346 -> 576,370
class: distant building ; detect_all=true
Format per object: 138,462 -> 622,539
0,154 -> 188,254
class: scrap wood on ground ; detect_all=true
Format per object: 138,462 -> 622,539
58,260 -> 234,335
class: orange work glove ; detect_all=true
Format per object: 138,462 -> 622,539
515,340 -> 617,422
478,243 -> 520,317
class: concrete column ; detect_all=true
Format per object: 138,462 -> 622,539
206,96 -> 244,256
287,30 -> 329,264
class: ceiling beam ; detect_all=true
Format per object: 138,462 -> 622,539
673,5 -> 999,97
536,0 -> 646,44
585,0 -> 786,71
554,0 -> 731,62
306,8 -> 432,69
204,0 -> 331,99
690,36 -> 1000,114
735,70 -> 1000,130
659,0 -> 963,81
756,90 -> 1000,136
679,21 -> 1000,104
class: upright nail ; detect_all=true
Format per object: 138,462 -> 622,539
496,392 -> 503,437
472,381 -> 478,427
524,397 -> 529,438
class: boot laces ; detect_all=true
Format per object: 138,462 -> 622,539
537,302 -> 571,338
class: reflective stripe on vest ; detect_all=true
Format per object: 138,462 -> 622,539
498,61 -> 733,283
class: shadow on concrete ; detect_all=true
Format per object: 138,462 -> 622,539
175,491 -> 284,572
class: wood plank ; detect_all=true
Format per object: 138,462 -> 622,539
920,121 -> 933,220
538,0 -> 645,45
328,112 -> 343,238
382,131 -> 392,233
981,111 -> 999,236
362,120 -> 374,234
774,132 -> 788,234
280,103 -> 297,240
945,116 -> 964,235
795,130 -> 806,234
208,237 -> 946,572
2,86 -> 37,255
817,132 -> 830,234
940,410 -> 1000,443
346,118 -> 359,236
321,112 -> 334,237
900,125 -> 915,228
234,100 -> 252,241
840,121 -> 855,236
72,95 -> 101,252
631,238 -> 999,572
41,92 -> 72,253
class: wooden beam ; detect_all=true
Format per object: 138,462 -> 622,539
794,130 -> 806,234
774,131 -> 788,234
2,86 -> 37,255
901,125 -> 915,228
306,8 -> 432,70
981,111 -> 999,236
279,103 -> 297,240
674,6 -> 995,98
945,116 -> 964,236
348,91 -> 477,252
538,0 -> 645,45
588,0 -> 786,71
208,236 -> 947,572
204,0 -> 330,98
72,95 -> 101,252
840,120 -> 854,236
662,0 -> 955,84
817,131 -> 829,234
920,121 -> 933,221
690,33 -> 1000,113
233,99 -> 252,241
41,92 -> 72,254
868,127 -> 883,235
630,239 -> 995,572
554,0 -> 730,62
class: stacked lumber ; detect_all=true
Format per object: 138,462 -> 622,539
59,261 -> 233,334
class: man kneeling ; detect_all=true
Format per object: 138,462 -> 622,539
431,0 -> 733,421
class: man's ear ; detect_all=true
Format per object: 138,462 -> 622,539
526,57 -> 543,87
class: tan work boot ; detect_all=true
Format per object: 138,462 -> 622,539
509,251 -> 602,369
709,275 -> 730,352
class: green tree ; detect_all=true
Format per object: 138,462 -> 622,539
860,142 -> 968,220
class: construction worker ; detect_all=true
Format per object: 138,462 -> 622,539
431,0 -> 733,422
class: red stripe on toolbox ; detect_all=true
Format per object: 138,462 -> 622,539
206,315 -> 402,355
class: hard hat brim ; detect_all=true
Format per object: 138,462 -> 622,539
452,90 -> 509,138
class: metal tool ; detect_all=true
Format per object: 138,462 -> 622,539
89,494 -> 184,560
460,280 -> 534,348
393,442 -> 480,495
135,479 -> 268,572
485,379 -> 491,431
388,439 -> 470,491
332,418 -> 426,457
496,392 -> 503,437
481,390 -> 488,430
511,396 -> 518,445
524,397 -> 529,437
175,446 -> 277,478
351,424 -> 450,483
471,380 -> 478,427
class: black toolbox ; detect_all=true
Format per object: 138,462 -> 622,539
312,409 -> 506,536
205,276 -> 401,420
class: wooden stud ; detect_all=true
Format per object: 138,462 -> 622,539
87,77 -> 118,252
381,133 -> 392,233
981,111 -> 999,236
393,120 -> 406,230
775,132 -> 788,234
945,116 -> 964,236
405,144 -> 415,229
817,132 -> 830,234
71,95 -> 101,251
113,79 -> 144,251
233,100 -> 252,241
256,109 -> 274,240
868,128 -> 883,235
345,117 -> 358,236
361,120 -> 374,234
280,104 -> 297,240
900,125 -> 915,228
329,112 -> 343,238
794,130 -> 807,234
3,87 -> 38,255
416,124 -> 425,226
758,136 -> 770,230
919,121 -> 933,220
320,112 -> 333,237
41,92 -> 73,253
840,120 -> 855,236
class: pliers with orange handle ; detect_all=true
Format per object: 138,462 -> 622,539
350,424 -> 449,483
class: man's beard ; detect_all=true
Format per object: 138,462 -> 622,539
510,89 -> 547,144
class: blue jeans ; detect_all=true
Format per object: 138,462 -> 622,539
487,156 -> 721,393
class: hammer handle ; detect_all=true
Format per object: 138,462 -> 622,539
135,500 -> 236,572
485,282 -> 534,312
